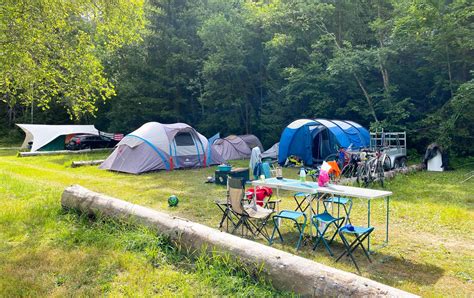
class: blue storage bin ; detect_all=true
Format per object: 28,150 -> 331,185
217,164 -> 232,171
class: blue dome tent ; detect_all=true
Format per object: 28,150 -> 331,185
278,119 -> 370,166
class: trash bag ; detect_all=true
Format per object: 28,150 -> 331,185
423,143 -> 449,170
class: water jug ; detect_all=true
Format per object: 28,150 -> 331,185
299,167 -> 306,182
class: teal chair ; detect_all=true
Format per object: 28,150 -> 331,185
323,196 -> 352,224
312,212 -> 345,256
270,210 -> 307,250
336,225 -> 374,274
293,192 -> 311,212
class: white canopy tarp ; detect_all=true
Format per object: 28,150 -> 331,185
17,124 -> 99,152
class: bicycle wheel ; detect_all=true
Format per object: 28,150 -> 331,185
356,162 -> 368,186
377,160 -> 385,187
341,164 -> 354,178
382,154 -> 391,171
367,158 -> 378,184
324,154 -> 338,162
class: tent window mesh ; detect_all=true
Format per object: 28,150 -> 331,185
175,132 -> 195,146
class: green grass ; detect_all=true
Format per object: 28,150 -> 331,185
0,150 -> 473,296
0,152 -> 288,296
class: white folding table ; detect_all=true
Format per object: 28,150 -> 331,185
251,177 -> 393,251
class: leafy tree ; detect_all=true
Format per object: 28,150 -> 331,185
0,0 -> 145,123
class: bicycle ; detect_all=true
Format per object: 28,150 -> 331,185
356,149 -> 390,187
341,153 -> 360,178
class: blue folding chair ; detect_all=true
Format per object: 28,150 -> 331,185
311,212 -> 345,256
293,192 -> 311,213
270,210 -> 307,250
323,196 -> 352,224
336,225 -> 374,274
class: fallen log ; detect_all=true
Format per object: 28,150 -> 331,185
18,148 -> 112,157
61,185 -> 417,297
383,163 -> 424,179
71,160 -> 104,168
339,164 -> 424,185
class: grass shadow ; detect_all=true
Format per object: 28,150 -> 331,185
257,228 -> 445,288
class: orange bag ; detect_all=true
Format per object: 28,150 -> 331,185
327,161 -> 341,178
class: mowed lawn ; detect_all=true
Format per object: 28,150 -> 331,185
1,149 -> 473,296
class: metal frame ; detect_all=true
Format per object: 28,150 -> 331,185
336,226 -> 374,274
215,201 -> 237,232
370,130 -> 407,169
311,212 -> 345,256
270,210 -> 307,250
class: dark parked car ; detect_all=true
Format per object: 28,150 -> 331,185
66,135 -> 118,150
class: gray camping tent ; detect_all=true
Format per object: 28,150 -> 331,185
261,142 -> 279,160
211,134 -> 263,161
238,134 -> 264,151
212,135 -> 252,161
100,122 -> 223,174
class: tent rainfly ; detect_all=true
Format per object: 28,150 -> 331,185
211,134 -> 263,161
261,142 -> 279,160
100,122 -> 224,174
278,119 -> 370,166
16,124 -> 99,152
238,134 -> 264,151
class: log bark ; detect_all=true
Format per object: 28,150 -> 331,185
71,160 -> 104,168
339,164 -> 424,185
61,185 -> 418,297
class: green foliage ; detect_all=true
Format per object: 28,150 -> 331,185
1,0 -> 473,153
0,0 -> 145,120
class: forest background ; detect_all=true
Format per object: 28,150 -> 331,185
1,0 -> 473,154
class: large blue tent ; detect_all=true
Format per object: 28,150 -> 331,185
278,119 -> 370,166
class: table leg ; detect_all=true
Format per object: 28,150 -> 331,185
386,196 -> 389,243
310,194 -> 315,237
276,187 -> 280,214
276,187 -> 281,226
253,187 -> 257,206
367,199 -> 371,252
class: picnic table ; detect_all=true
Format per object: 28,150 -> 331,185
251,177 -> 393,251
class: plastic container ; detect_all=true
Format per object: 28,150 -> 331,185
299,167 -> 306,182
217,164 -> 232,172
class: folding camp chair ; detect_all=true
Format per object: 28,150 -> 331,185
214,199 -> 237,232
322,196 -> 353,225
245,187 -> 280,211
336,225 -> 374,274
228,177 -> 274,241
270,210 -> 307,250
293,192 -> 311,213
312,212 -> 345,256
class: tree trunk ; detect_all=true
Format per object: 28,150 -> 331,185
317,21 -> 380,123
445,43 -> 454,98
354,73 -> 379,123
